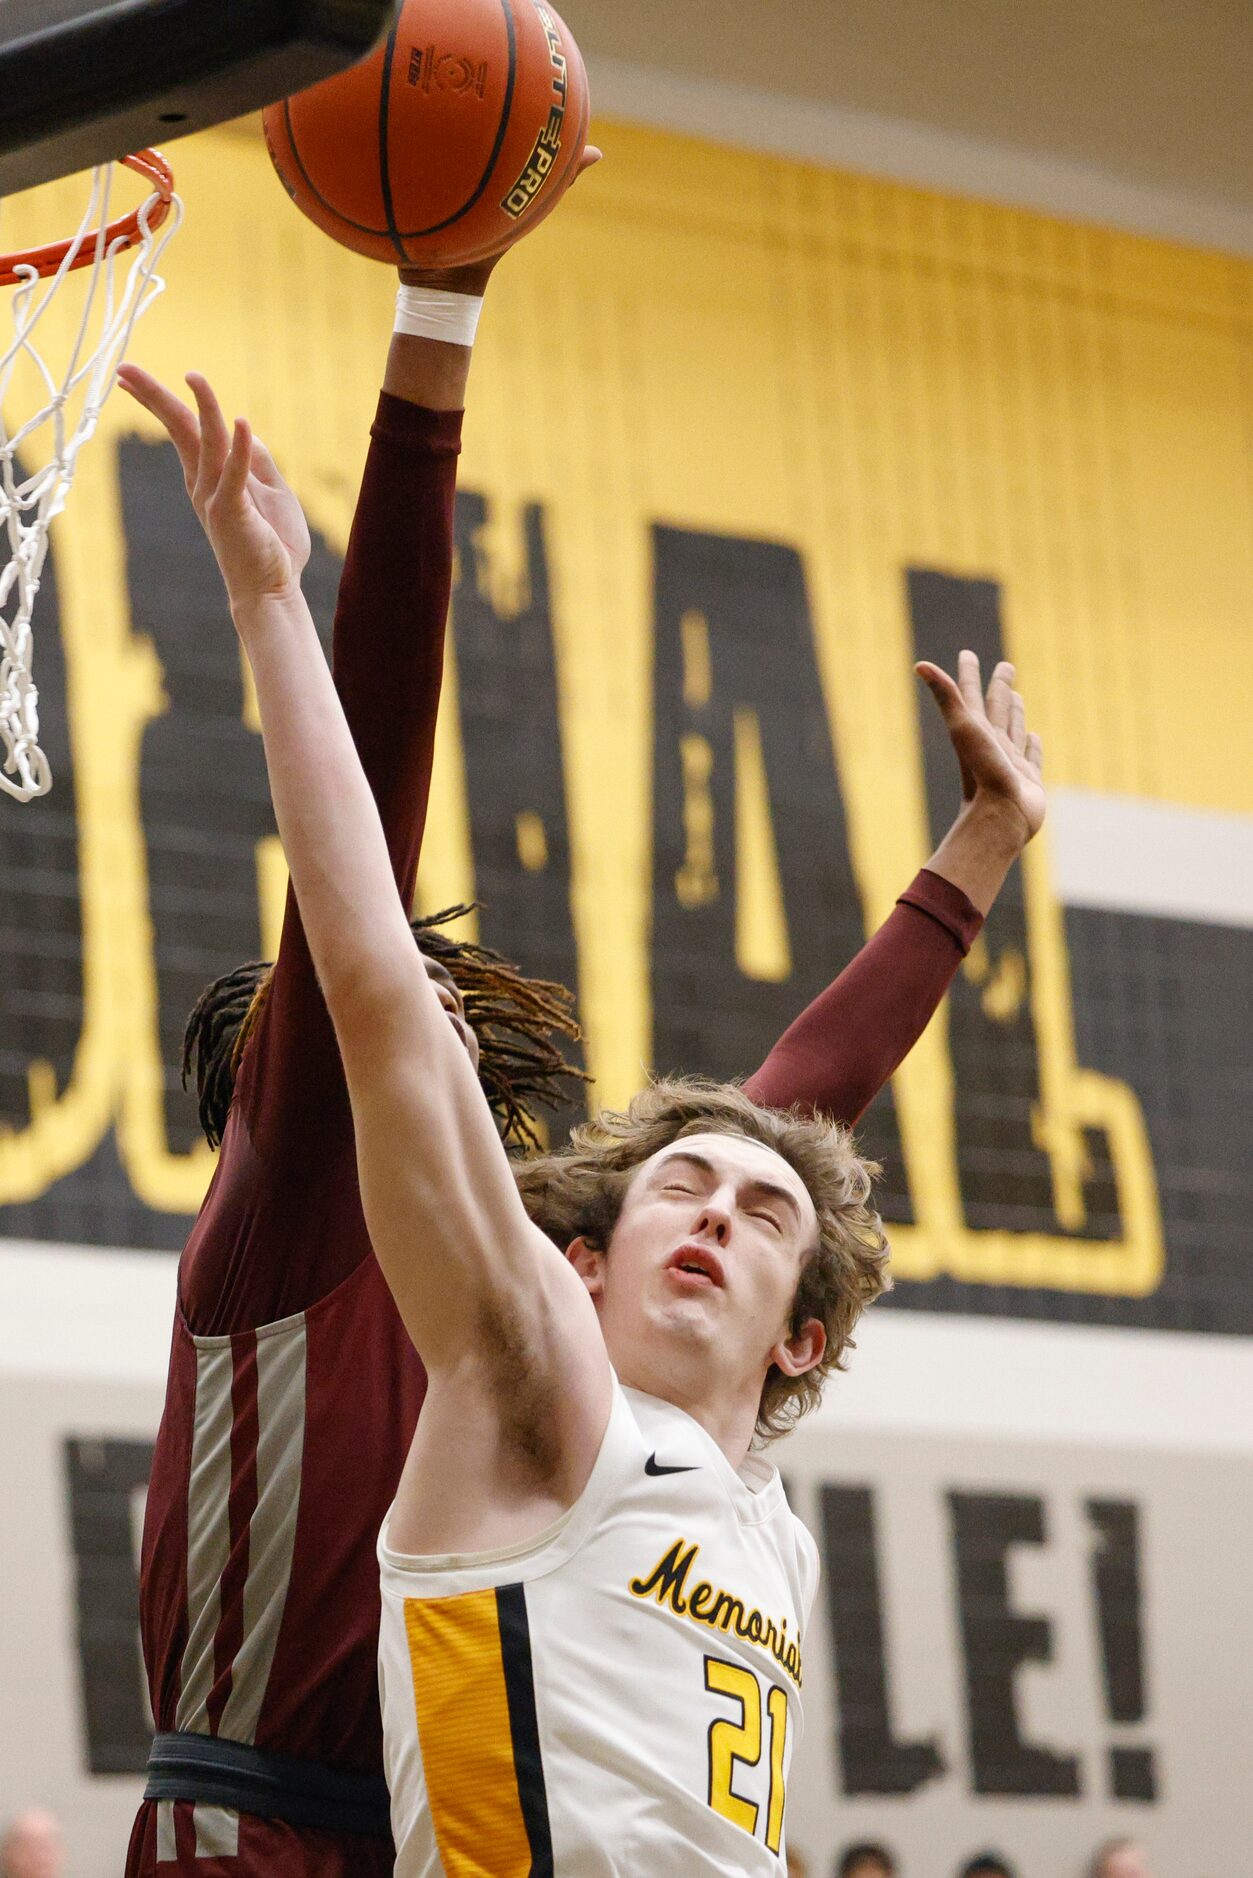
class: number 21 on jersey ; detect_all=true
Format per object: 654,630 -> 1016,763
704,1655 -> 789,1855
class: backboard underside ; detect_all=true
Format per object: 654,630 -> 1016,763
0,0 -> 398,196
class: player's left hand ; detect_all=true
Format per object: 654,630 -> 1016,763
117,365 -> 311,605
916,650 -> 1045,848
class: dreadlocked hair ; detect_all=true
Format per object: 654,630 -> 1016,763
409,906 -> 586,1148
182,962 -> 271,1150
182,904 -> 586,1153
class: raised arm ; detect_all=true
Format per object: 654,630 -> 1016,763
121,278 -> 484,1330
171,371 -> 612,1522
747,654 -> 1044,1118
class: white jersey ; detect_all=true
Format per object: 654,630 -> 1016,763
378,1378 -> 820,1876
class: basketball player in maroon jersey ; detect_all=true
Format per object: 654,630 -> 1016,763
118,253 -> 1041,1873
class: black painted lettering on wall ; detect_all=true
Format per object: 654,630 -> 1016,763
0,492 -> 83,1132
948,1489 -> 1080,1796
1087,1497 -> 1157,1801
64,1436 -> 154,1774
651,526 -> 908,1212
907,569 -> 1120,1240
451,493 -> 585,1124
122,436 -> 342,1158
821,1484 -> 944,1794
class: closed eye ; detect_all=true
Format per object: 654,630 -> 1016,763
750,1209 -> 784,1232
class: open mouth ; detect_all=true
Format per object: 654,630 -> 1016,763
666,1244 -> 726,1290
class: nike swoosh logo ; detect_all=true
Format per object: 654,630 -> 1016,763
645,1454 -> 698,1477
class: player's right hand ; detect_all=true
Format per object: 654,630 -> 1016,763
396,145 -> 603,296
117,365 -> 311,606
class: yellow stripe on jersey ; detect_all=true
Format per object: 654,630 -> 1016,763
404,1589 -> 535,1876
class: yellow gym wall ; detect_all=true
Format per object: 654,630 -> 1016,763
0,116 -> 1249,1312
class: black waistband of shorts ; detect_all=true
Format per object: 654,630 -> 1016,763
143,1732 -> 393,1840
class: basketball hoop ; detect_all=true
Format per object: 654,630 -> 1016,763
0,150 -> 181,802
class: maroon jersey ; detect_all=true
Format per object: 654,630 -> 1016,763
129,392 -> 981,1874
129,394 -> 458,1875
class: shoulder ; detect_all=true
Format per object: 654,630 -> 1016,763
380,1376 -> 644,1595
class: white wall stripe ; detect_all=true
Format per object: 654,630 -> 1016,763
0,1240 -> 177,1381
1049,789 -> 1253,928
588,56 -> 1253,258
799,1307 -> 1253,1454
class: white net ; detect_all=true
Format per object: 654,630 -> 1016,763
0,159 -> 182,801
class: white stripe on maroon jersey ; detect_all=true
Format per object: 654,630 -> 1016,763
177,1342 -> 234,1732
155,1802 -> 176,1862
219,1315 -> 307,1743
170,1313 -> 309,1860
194,1806 -> 239,1858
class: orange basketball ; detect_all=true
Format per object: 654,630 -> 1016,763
262,0 -> 589,269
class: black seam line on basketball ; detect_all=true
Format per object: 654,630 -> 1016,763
376,18 -> 407,263
278,0 -> 517,246
278,95 -> 400,242
495,1583 -> 555,1876
392,0 -> 518,241
645,1454 -> 699,1477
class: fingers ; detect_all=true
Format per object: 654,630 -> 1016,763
985,658 -> 1015,733
215,417 -> 254,514
116,364 -> 202,485
915,660 -> 966,726
186,372 -> 233,510
1026,731 -> 1044,772
576,144 -> 604,178
1009,689 -> 1027,753
248,437 -> 283,486
956,648 -> 984,717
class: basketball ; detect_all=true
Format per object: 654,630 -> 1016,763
262,0 -> 590,268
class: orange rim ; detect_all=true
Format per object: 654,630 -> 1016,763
0,149 -> 175,288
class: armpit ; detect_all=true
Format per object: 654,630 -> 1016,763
475,1290 -> 564,1483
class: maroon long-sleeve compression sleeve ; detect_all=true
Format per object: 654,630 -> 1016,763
744,868 -> 981,1122
181,394 -> 461,1332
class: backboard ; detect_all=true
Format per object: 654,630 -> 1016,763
0,0 -> 399,195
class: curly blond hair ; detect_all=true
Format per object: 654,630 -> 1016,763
514,1077 -> 891,1439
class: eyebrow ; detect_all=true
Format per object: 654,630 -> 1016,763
656,1150 -> 804,1225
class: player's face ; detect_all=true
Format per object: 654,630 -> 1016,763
586,1132 -> 824,1393
421,954 -> 479,1072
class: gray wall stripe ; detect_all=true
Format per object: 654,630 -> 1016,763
176,1343 -> 235,1732
193,1805 -> 240,1859
218,1316 -> 307,1745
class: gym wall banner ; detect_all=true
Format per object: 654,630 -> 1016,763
2,120 -> 1250,1338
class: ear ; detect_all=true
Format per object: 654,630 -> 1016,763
566,1235 -> 607,1308
770,1316 -> 826,1380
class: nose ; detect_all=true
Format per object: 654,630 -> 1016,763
694,1193 -> 732,1245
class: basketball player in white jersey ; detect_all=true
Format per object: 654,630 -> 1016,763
143,367 -> 1043,1874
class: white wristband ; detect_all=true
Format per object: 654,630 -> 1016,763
393,285 -> 484,347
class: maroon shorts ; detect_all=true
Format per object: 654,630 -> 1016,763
125,1800 -> 395,1876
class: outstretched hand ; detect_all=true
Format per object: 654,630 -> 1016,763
397,144 -> 604,295
116,365 -> 311,607
917,651 -> 1045,847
